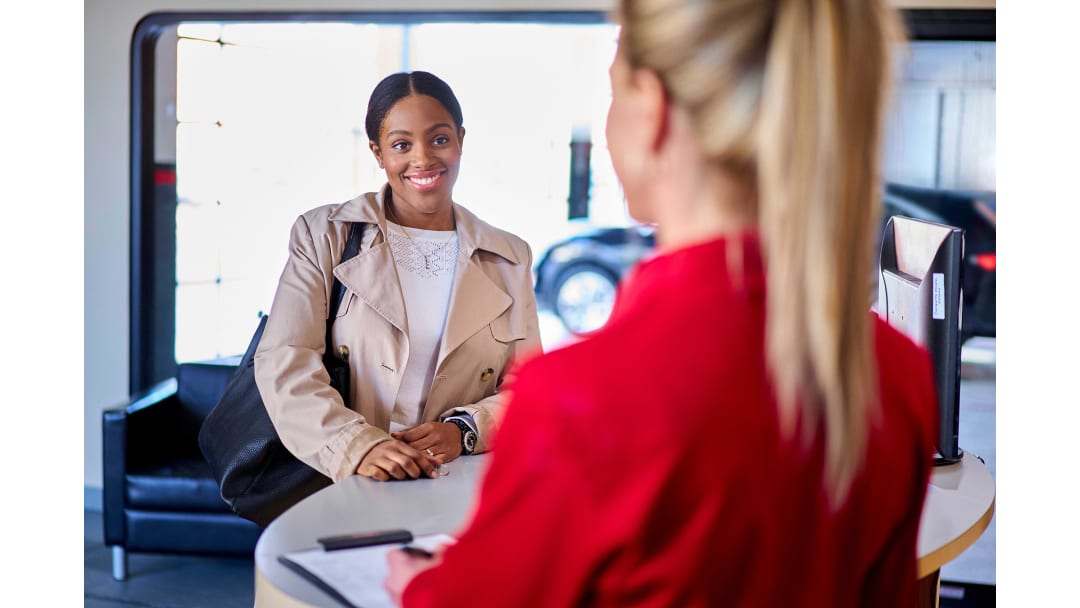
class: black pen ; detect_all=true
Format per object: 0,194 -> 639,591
400,545 -> 435,559
318,529 -> 413,551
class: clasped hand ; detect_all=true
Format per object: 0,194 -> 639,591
356,422 -> 462,481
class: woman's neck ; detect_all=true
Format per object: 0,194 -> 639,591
652,164 -> 757,253
637,105 -> 757,252
385,193 -> 455,231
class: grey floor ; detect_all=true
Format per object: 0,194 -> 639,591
84,339 -> 996,607
84,509 -> 254,608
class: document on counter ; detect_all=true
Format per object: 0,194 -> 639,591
278,533 -> 457,608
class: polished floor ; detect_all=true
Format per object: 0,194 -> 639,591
84,338 -> 996,608
84,508 -> 254,608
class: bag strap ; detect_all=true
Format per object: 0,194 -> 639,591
325,222 -> 364,341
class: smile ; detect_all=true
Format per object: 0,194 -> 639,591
405,171 -> 446,191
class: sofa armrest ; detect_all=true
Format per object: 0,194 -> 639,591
102,378 -> 178,545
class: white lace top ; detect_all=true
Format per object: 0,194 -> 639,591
385,221 -> 459,432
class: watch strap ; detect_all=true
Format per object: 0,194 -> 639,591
445,417 -> 476,455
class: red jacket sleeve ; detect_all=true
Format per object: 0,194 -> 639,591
402,365 -> 597,607
857,485 -> 926,606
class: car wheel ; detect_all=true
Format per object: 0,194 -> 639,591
553,263 -> 619,335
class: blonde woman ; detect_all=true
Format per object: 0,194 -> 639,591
386,1 -> 938,605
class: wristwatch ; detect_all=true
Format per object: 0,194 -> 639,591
446,418 -> 477,455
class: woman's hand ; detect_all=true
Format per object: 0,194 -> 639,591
392,422 -> 463,463
384,545 -> 447,607
356,440 -> 441,481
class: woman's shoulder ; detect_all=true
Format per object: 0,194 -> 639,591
276,195 -> 379,256
286,194 -> 380,237
296,202 -> 341,226
453,203 -> 532,264
306,193 -> 380,225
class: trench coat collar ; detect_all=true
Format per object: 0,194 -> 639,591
327,185 -> 522,265
329,187 -> 519,362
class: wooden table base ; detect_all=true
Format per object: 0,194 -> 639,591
917,569 -> 941,608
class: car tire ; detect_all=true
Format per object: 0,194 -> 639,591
553,262 -> 619,335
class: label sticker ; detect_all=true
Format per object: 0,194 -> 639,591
932,273 -> 945,320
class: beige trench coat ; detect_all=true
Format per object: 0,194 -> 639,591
254,188 -> 542,482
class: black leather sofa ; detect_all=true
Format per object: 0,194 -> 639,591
102,361 -> 261,580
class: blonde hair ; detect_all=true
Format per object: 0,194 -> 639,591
619,0 -> 903,504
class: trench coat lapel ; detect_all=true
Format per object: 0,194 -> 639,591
437,253 -> 512,370
333,241 -> 407,334
436,202 -> 521,370
333,238 -> 511,360
326,188 -> 521,359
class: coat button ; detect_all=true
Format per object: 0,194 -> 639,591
480,368 -> 494,382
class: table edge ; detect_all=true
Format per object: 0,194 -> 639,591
916,496 -> 996,579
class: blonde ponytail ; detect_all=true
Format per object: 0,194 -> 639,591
620,0 -> 904,505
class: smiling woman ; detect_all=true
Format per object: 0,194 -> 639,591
366,73 -> 465,231
251,71 -> 542,495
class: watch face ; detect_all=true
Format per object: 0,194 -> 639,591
464,431 -> 477,453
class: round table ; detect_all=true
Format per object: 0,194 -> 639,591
254,455 -> 489,607
914,451 -> 996,606
255,451 -> 994,607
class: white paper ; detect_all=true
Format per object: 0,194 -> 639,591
281,533 -> 457,608
932,272 -> 945,320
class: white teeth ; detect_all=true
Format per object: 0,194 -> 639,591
410,175 -> 438,186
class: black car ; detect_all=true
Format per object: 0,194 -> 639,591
534,183 -> 995,341
533,224 -> 656,334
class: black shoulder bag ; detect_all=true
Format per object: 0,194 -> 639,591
198,222 -> 364,527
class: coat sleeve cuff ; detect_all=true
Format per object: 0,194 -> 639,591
320,424 -> 393,482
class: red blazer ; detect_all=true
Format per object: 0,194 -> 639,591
404,233 -> 938,607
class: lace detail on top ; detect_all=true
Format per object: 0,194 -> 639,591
386,223 -> 459,279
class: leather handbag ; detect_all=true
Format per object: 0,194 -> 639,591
199,222 -> 363,527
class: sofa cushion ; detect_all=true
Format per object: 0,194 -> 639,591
125,510 -> 262,555
126,457 -> 232,513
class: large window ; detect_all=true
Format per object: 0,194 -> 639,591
131,9 -> 995,390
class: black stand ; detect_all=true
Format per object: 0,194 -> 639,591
933,447 -> 964,467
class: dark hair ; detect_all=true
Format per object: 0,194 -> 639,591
364,71 -> 464,142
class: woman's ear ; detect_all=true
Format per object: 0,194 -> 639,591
369,141 -> 384,169
457,127 -> 465,149
632,67 -> 670,155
